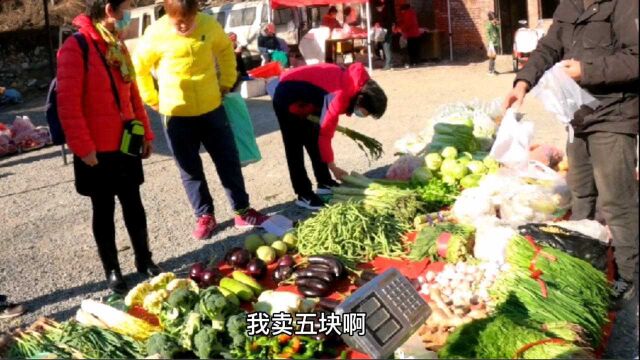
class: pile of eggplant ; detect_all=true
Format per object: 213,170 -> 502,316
293,255 -> 345,297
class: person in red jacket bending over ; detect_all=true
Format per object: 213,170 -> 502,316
272,63 -> 388,209
56,0 -> 160,294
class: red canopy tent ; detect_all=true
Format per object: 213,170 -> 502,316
269,0 -> 374,71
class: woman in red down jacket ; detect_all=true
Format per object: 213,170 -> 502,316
272,62 -> 388,209
396,4 -> 422,67
57,0 -> 160,295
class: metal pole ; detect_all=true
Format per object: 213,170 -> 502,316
267,0 -> 273,23
43,0 -> 55,80
447,0 -> 453,61
365,0 -> 373,72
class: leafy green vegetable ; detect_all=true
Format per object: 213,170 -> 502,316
415,178 -> 460,212
146,333 -> 181,359
226,313 -> 248,350
179,312 -> 203,350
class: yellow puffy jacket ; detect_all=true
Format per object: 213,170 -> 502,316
134,13 -> 237,117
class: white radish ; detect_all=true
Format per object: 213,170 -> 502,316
421,283 -> 430,295
425,271 -> 436,282
500,263 -> 512,272
418,275 -> 425,284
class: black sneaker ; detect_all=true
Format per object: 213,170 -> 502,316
317,180 -> 340,195
296,194 -> 325,210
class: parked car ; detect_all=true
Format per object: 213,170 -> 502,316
205,0 -> 329,64
58,2 -> 165,54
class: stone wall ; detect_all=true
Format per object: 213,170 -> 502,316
0,29 -> 56,95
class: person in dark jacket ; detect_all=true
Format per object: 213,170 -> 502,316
57,0 -> 160,294
258,23 -> 285,65
372,0 -> 395,70
228,32 -> 248,91
503,0 -> 639,306
272,63 -> 388,209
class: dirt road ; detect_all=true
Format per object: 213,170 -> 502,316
0,57 -> 635,357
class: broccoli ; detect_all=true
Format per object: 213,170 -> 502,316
198,287 -> 238,329
167,288 -> 199,314
193,326 -> 225,359
146,333 -> 182,359
226,313 -> 248,349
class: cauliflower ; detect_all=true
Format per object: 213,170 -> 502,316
143,289 -> 169,315
125,282 -> 153,307
166,278 -> 199,294
149,272 -> 176,290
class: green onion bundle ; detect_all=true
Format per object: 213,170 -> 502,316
307,116 -> 383,161
490,236 -> 611,346
331,173 -> 425,225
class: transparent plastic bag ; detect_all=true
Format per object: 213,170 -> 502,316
529,63 -> 600,141
473,216 -> 515,264
489,109 -> 534,171
394,133 -> 429,156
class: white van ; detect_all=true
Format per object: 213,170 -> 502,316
58,3 -> 165,54
205,1 -> 330,59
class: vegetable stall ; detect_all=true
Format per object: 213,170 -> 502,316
1,99 -> 618,359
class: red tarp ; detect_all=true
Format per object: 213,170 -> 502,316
271,0 -> 367,10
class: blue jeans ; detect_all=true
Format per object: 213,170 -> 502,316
163,106 -> 250,217
383,31 -> 393,68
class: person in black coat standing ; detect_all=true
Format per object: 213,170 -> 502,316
372,0 -> 395,70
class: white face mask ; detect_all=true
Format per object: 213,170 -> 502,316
353,108 -> 367,118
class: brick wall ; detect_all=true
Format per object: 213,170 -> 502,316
433,0 -> 496,59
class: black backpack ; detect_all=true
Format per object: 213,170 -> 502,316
45,33 -> 89,145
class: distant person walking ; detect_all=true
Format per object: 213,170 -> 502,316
486,11 -> 501,75
56,0 -> 160,294
396,4 -> 421,67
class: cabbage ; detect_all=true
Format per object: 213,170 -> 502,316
442,175 -> 458,185
425,153 -> 443,171
467,160 -> 487,174
441,146 -> 458,160
441,159 -> 468,180
460,174 -> 482,189
483,156 -> 499,169
459,152 -> 473,161
411,167 -> 432,185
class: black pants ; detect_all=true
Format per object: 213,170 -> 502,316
406,37 -> 421,65
163,106 -> 250,217
90,185 -> 151,275
567,132 -> 639,281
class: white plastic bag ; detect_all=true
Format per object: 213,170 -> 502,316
473,216 -> 515,264
394,133 -> 429,156
529,63 -> 600,142
489,109 -> 534,171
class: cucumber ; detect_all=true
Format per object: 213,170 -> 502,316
220,278 -> 255,301
218,286 -> 241,306
232,271 -> 263,296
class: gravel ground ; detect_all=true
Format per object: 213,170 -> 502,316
1,56 -> 636,357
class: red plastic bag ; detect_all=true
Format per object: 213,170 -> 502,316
248,61 -> 283,79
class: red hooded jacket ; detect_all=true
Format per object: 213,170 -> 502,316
56,15 -> 153,158
278,63 -> 370,163
398,9 -> 421,39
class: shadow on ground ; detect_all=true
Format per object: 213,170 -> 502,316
18,199 -> 313,324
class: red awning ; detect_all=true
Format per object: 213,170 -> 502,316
271,0 -> 367,9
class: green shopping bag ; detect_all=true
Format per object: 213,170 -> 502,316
271,50 -> 289,68
223,93 -> 262,166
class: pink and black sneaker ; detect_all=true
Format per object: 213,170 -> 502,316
235,208 -> 269,229
193,214 -> 218,240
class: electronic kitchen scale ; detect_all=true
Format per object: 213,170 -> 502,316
335,268 -> 431,359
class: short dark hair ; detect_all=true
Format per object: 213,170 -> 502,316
328,6 -> 338,15
355,79 -> 387,119
488,11 -> 496,21
86,0 -> 126,21
165,0 -> 199,17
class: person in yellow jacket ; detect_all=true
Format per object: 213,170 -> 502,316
134,0 -> 268,240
